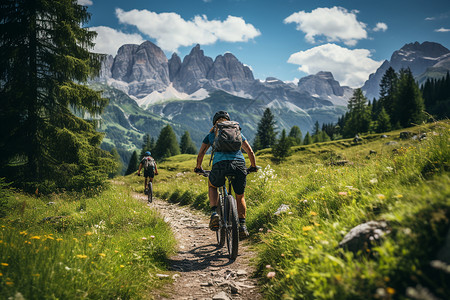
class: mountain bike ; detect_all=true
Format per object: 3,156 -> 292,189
196,167 -> 258,260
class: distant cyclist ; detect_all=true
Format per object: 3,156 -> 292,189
137,151 -> 158,194
194,111 -> 257,239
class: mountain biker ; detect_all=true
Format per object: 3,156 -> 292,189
194,111 -> 257,239
137,151 -> 158,194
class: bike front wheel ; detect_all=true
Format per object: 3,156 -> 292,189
225,195 -> 239,260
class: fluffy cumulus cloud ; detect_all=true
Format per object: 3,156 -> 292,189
115,8 -> 261,52
77,0 -> 93,6
288,43 -> 383,88
284,6 -> 367,46
373,22 -> 388,32
90,26 -> 145,55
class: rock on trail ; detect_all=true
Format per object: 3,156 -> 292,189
134,193 -> 262,300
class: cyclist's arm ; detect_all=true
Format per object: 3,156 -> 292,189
137,162 -> 143,175
241,140 -> 256,167
196,143 -> 210,169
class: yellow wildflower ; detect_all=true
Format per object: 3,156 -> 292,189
76,254 -> 88,259
19,231 -> 27,235
310,211 -> 318,216
6,281 -> 13,286
394,194 -> 403,198
30,236 -> 40,240
314,222 -> 320,226
386,287 -> 395,294
85,231 -> 93,236
0,273 -> 2,276
56,238 -> 63,242
376,194 -> 386,200
302,226 -> 313,231
73,238 -> 78,242
120,265 -> 125,268
98,253 -> 106,257
1,263 -> 8,266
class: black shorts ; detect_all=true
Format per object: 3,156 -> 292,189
144,169 -> 154,178
209,160 -> 247,195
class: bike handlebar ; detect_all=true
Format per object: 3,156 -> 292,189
194,166 -> 260,177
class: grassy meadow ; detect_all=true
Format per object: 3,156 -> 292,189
1,121 -> 448,299
131,121 -> 449,299
0,182 -> 176,299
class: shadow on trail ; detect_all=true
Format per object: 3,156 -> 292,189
168,243 -> 234,272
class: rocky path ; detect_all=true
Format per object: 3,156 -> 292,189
134,194 -> 263,300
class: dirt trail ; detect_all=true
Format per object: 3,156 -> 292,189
134,194 -> 263,300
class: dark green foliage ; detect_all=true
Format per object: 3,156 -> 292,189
272,129 -> 292,162
393,68 -> 425,127
379,67 -> 398,116
253,108 -> 277,151
303,132 -> 313,145
0,0 -> 114,193
153,125 -> 180,160
125,151 -> 139,175
343,88 -> 371,137
376,107 -> 391,133
421,72 -> 450,119
288,126 -> 302,145
180,131 -> 198,154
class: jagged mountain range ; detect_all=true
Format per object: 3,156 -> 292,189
362,41 -> 450,100
94,40 -> 450,171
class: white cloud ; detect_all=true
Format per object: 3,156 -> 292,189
77,0 -> 93,6
435,27 -> 450,32
373,22 -> 388,32
284,6 -> 367,46
115,8 -> 261,52
288,43 -> 383,88
90,26 -> 145,55
425,17 -> 436,21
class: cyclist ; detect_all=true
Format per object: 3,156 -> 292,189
194,111 -> 257,239
137,151 -> 158,194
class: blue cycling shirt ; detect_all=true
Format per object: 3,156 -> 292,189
202,131 -> 246,165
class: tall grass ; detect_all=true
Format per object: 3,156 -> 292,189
144,121 -> 449,299
0,183 -> 176,299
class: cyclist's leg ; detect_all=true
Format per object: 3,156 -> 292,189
235,193 -> 247,219
144,177 -> 148,191
208,181 -> 218,207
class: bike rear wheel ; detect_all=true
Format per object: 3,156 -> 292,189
225,195 -> 239,260
148,182 -> 153,203
216,194 -> 226,247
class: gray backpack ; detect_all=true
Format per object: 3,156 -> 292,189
143,157 -> 156,170
213,121 -> 243,152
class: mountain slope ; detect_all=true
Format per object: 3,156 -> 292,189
362,41 -> 450,99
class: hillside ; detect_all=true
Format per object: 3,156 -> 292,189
144,121 -> 450,299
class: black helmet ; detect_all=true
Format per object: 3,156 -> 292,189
212,111 -> 230,125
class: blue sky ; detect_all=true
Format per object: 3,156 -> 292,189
79,0 -> 450,88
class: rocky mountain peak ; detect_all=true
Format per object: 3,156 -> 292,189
298,71 -> 344,97
168,53 -> 182,82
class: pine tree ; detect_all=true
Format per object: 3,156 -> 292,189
288,126 -> 302,145
180,131 -> 198,154
272,129 -> 292,162
253,108 -> 277,150
379,67 -> 398,116
303,132 -> 313,145
393,68 -> 425,127
376,107 -> 391,133
125,151 -> 139,175
153,125 -> 180,160
343,88 -> 371,137
0,0 -> 112,192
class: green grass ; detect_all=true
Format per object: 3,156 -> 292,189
0,182 -> 176,299
143,121 -> 450,299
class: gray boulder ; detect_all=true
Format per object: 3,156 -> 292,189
339,221 -> 390,254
